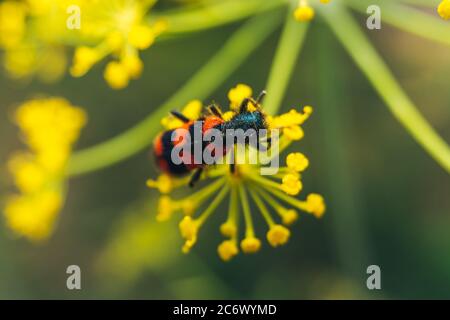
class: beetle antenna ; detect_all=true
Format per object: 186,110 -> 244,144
170,110 -> 190,123
256,90 -> 267,104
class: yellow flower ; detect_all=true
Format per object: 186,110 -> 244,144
71,47 -> 100,77
156,196 -> 174,222
294,0 -> 331,22
4,190 -> 63,242
220,221 -> 237,238
294,5 -> 315,22
228,83 -> 253,111
70,0 -> 167,89
146,173 -> 174,194
286,152 -> 309,172
122,54 -> 144,79
217,240 -> 239,261
305,193 -> 326,218
147,85 -> 325,261
241,237 -> 262,254
8,153 -> 46,194
267,225 -> 290,247
3,98 -> 87,241
281,173 -> 303,195
438,0 -> 450,20
0,0 -> 72,82
280,208 -> 299,225
104,61 -> 130,89
128,25 -> 156,49
0,1 -> 26,48
179,216 -> 200,253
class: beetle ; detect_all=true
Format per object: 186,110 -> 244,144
153,90 -> 269,187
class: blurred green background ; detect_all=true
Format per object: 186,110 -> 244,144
1,6 -> 450,299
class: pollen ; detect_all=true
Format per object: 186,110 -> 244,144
438,0 -> 450,20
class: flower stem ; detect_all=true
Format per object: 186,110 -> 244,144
239,185 -> 255,238
321,5 -> 450,173
67,10 -> 283,177
159,0 -> 286,35
196,185 -> 229,226
264,1 -> 309,115
315,23 -> 369,283
395,0 -> 439,8
347,0 -> 450,46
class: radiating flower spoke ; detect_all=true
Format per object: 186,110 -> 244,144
321,5 -> 450,173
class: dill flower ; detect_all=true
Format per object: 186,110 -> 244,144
0,0 -> 69,82
70,0 -> 167,89
294,0 -> 331,22
438,0 -> 450,20
3,98 -> 87,241
147,84 -> 325,261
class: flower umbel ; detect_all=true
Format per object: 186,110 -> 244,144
70,0 -> 167,89
147,84 -> 326,261
3,98 -> 86,241
0,0 -> 68,82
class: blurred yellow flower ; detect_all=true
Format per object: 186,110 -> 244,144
147,84 -> 326,261
0,0 -> 73,82
294,0 -> 331,22
3,98 -> 87,242
70,0 -> 167,89
438,0 -> 450,20
0,0 -> 166,87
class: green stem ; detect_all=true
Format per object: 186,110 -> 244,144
396,0 -> 439,8
347,0 -> 450,46
315,24 -> 369,283
158,0 -> 286,35
321,6 -> 450,173
264,2 -> 309,115
67,10 -> 283,176
239,185 -> 255,238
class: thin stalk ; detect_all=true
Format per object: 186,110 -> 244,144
67,10 -> 283,176
347,0 -> 450,46
321,5 -> 450,173
264,1 -> 309,115
315,23 -> 369,283
159,0 -> 286,35
396,0 -> 440,8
